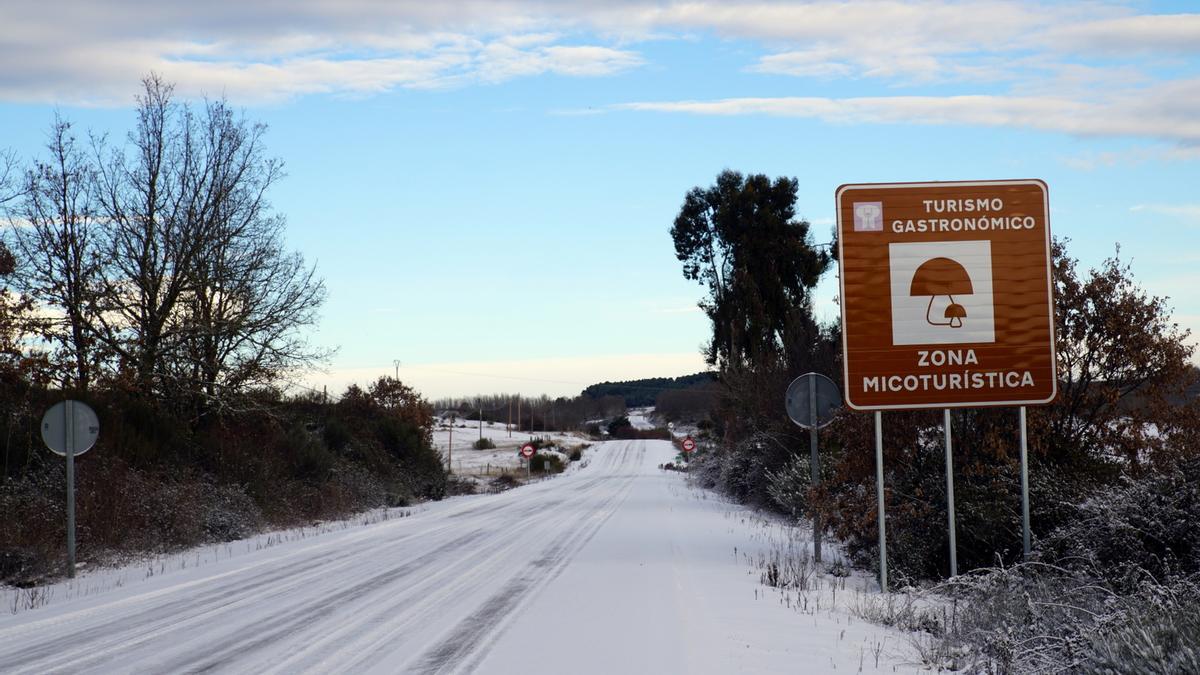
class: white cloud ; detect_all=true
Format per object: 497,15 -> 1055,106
616,80 -> 1200,144
751,50 -> 854,79
0,2 -> 649,105
475,43 -> 643,83
1130,204 -> 1200,223
653,1 -> 1103,83
0,0 -> 1196,129
1046,14 -> 1200,54
1061,145 -> 1200,169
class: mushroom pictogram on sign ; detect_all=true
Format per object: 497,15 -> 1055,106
910,257 -> 973,328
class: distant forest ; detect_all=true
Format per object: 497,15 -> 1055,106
582,372 -> 716,407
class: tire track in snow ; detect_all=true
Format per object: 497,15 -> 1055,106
0,439 -> 651,674
0,491 -> 546,673
267,441 -> 644,673
403,441 -> 645,674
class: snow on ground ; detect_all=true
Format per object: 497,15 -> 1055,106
431,419 -> 586,475
627,406 -> 659,430
0,440 -> 916,673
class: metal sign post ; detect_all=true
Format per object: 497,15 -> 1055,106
65,402 -> 75,577
875,411 -> 887,592
40,400 -> 99,579
944,409 -> 957,577
784,373 -> 841,565
1020,406 -> 1031,558
808,377 -> 820,561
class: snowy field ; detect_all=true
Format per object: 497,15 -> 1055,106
627,406 -> 659,430
432,419 -> 586,475
0,439 -> 915,673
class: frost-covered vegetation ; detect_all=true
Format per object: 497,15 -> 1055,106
672,171 -> 1200,671
848,461 -> 1200,672
0,377 -> 445,586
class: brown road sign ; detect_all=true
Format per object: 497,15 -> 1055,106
836,180 -> 1057,410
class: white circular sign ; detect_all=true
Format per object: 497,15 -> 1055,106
785,373 -> 842,430
41,400 -> 100,457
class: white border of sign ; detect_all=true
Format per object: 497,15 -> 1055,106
835,179 -> 1058,410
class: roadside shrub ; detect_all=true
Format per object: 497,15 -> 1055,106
376,417 -> 446,500
607,415 -> 631,436
0,463 -> 63,584
1085,578 -> 1200,673
895,563 -> 1200,674
764,453 -> 811,519
0,547 -> 46,587
687,451 -> 721,490
489,473 -> 520,492
1040,457 -> 1200,589
444,475 -> 478,496
200,482 -> 264,541
472,438 -> 496,450
317,461 -> 388,515
284,427 -> 335,482
322,419 -> 352,453
530,453 -> 564,474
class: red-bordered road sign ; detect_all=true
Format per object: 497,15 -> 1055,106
836,179 -> 1057,410
520,443 -> 535,458
681,436 -> 696,453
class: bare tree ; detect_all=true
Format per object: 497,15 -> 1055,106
7,115 -> 103,390
89,75 -> 329,409
0,148 -> 20,208
91,74 -> 206,394
175,101 -> 329,413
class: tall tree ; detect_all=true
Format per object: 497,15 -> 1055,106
172,99 -> 329,415
92,74 -> 204,394
90,74 -> 329,406
8,115 -> 104,390
670,170 -> 830,370
1036,240 -> 1198,472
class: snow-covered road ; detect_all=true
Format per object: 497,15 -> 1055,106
0,440 -> 909,673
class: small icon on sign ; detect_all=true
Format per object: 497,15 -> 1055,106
910,257 -> 972,328
853,202 -> 883,231
889,241 -> 995,346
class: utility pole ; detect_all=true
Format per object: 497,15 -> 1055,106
508,398 -> 512,437
517,397 -> 522,436
478,400 -> 483,442
447,414 -> 454,474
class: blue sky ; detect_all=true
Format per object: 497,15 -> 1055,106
1,1 -> 1198,398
